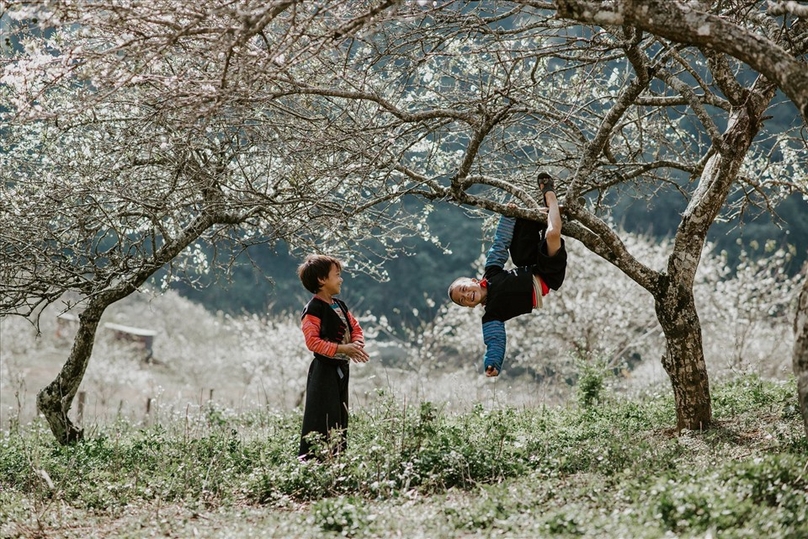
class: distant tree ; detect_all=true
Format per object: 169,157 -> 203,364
796,270 -> 808,435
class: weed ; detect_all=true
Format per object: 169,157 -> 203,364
575,354 -> 608,409
712,375 -> 796,417
309,496 -> 372,536
543,508 -> 584,536
444,485 -> 511,531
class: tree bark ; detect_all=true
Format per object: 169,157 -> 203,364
655,277 -> 712,430
36,304 -> 104,444
793,270 -> 808,436
647,108 -> 755,431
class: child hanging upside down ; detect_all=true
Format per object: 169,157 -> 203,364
447,172 -> 567,377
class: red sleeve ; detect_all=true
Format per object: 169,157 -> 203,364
301,314 -> 338,357
347,310 -> 364,344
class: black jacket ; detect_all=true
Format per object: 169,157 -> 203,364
481,265 -> 536,324
301,296 -> 353,366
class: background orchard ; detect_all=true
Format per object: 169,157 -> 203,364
1,231 -> 797,432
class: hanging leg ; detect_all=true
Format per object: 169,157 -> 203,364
539,175 -> 562,257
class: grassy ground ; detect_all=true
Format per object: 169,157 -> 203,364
1,374 -> 806,538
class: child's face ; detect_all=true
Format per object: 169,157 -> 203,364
318,263 -> 343,296
450,277 -> 484,308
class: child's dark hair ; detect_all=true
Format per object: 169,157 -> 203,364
298,254 -> 343,294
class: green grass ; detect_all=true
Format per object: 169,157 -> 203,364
1,375 -> 806,538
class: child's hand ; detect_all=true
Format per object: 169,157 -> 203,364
485,365 -> 499,377
345,341 -> 370,363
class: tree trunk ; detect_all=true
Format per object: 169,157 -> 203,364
794,271 -> 808,436
34,212 -> 223,444
650,85 -> 773,431
36,303 -> 105,444
655,277 -> 712,431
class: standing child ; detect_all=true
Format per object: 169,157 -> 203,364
447,173 -> 567,377
297,254 -> 370,460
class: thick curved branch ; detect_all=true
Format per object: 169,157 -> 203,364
554,0 -> 808,121
768,1 -> 808,18
418,175 -> 663,293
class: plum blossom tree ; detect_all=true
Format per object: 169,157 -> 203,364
294,1 -> 804,430
0,0 -> 422,444
551,0 -> 808,433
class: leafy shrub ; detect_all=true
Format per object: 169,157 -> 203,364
644,451 -> 808,536
574,354 -> 608,408
712,375 -> 796,417
444,487 -> 511,531
309,496 -> 372,536
725,454 -> 808,529
649,475 -> 719,533
542,508 -> 584,536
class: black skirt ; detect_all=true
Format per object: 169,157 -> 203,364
298,357 -> 350,459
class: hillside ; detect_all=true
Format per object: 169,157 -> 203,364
1,254 -> 804,537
